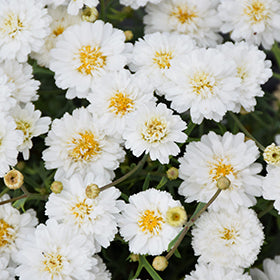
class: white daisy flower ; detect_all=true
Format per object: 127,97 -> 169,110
0,194 -> 38,262
144,0 -> 223,47
192,207 -> 264,269
87,70 -> 155,138
0,0 -> 50,62
218,0 -> 280,49
49,21 -> 129,99
123,102 -> 187,164
31,6 -> 82,68
250,256 -> 280,280
0,69 -> 15,113
128,32 -> 195,93
11,103 -> 51,160
1,60 -> 40,104
185,263 -> 252,280
118,188 -> 184,256
179,131 -> 262,210
218,41 -> 272,112
15,219 -> 97,280
164,48 -> 241,124
120,0 -> 162,9
45,173 -> 122,252
42,107 -> 125,181
0,113 -> 23,177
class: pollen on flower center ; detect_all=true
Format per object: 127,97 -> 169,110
2,13 -> 24,38
220,226 -> 239,244
0,219 -> 14,247
68,130 -> 101,162
141,117 -> 168,143
70,198 -> 93,223
190,71 -> 217,97
209,159 -> 236,181
243,0 -> 268,24
53,26 -> 65,36
138,209 -> 164,235
237,66 -> 248,81
42,251 -> 65,274
76,45 -> 106,75
170,6 -> 198,24
108,91 -> 135,116
16,120 -> 31,140
153,51 -> 174,69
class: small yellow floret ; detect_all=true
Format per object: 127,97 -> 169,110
4,169 -> 24,190
166,206 -> 187,227
263,143 -> 280,165
152,256 -> 168,271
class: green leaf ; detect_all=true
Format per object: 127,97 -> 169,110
139,255 -> 163,280
12,197 -> 27,211
189,202 -> 206,220
167,228 -> 184,252
272,43 -> 280,67
173,249 -> 181,259
273,73 -> 280,80
155,177 -> 168,190
143,173 -> 150,191
130,262 -> 143,280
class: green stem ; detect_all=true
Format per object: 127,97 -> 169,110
0,194 -> 28,206
258,201 -> 274,218
0,187 -> 9,198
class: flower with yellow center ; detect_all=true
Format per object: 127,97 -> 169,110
263,143 -> 280,166
42,251 -> 66,275
153,51 -> 174,69
0,219 -> 15,248
220,226 -> 239,245
108,91 -> 135,116
2,13 -> 24,38
243,0 -> 269,24
209,159 -> 237,182
70,199 -> 93,224
170,5 -> 198,24
138,210 -> 164,235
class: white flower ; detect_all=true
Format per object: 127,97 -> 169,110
31,6 -> 82,68
128,32 -> 195,93
1,60 -> 40,104
0,69 -> 15,113
164,48 -> 241,124
0,194 -> 38,262
144,0 -> 222,47
90,256 -> 112,280
123,102 -> 187,164
218,0 -> 280,49
49,21 -> 129,99
118,188 -> 184,256
275,134 -> 280,146
0,253 -> 15,280
11,103 -> 51,160
185,263 -> 252,280
0,0 -> 50,62
192,207 -> 264,269
0,113 -> 23,177
218,42 -> 272,112
250,256 -> 280,280
179,131 -> 262,210
45,173 -> 122,252
87,69 -> 155,138
42,107 -> 125,181
120,0 -> 162,9
15,219 -> 97,280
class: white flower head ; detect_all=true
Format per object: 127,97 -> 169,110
0,0 -> 51,62
42,107 -> 125,181
0,194 -> 38,262
128,32 -> 196,93
11,103 -> 51,160
120,0 -> 162,9
87,69 -> 155,138
164,48 -> 241,124
0,253 -> 15,280
123,102 -> 187,164
218,41 -> 272,112
192,207 -> 264,269
250,256 -> 280,280
31,6 -> 82,68
46,173 -> 123,252
185,263 -> 252,280
0,113 -> 23,177
15,219 -> 97,280
118,188 -> 184,256
179,131 -> 263,210
218,0 -> 280,49
144,0 -> 223,47
50,20 -> 129,99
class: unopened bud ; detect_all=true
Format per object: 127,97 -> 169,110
263,143 -> 280,166
129,254 -> 139,262
82,6 -> 98,22
166,167 -> 179,180
51,181 -> 63,194
216,176 -> 231,190
166,206 -> 187,227
85,184 -> 100,199
124,30 -> 133,41
4,169 -> 24,190
152,256 -> 168,271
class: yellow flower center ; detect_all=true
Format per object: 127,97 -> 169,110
153,51 -> 174,69
243,0 -> 269,24
237,66 -> 248,81
220,226 -> 239,245
16,120 -> 32,141
42,251 -> 65,275
108,91 -> 135,116
2,13 -> 24,38
138,210 -> 164,235
0,219 -> 14,247
209,159 -> 236,181
53,26 -> 65,36
76,45 -> 106,75
190,71 -> 217,97
141,117 -> 168,143
70,198 -> 93,223
171,5 -> 198,24
68,130 -> 101,162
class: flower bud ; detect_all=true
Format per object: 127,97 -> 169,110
82,6 -> 98,22
216,176 -> 231,190
85,184 -> 100,199
152,256 -> 168,271
263,143 -> 280,166
4,169 -> 24,190
166,206 -> 187,227
50,181 -> 63,194
124,30 -> 133,41
166,167 -> 179,180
